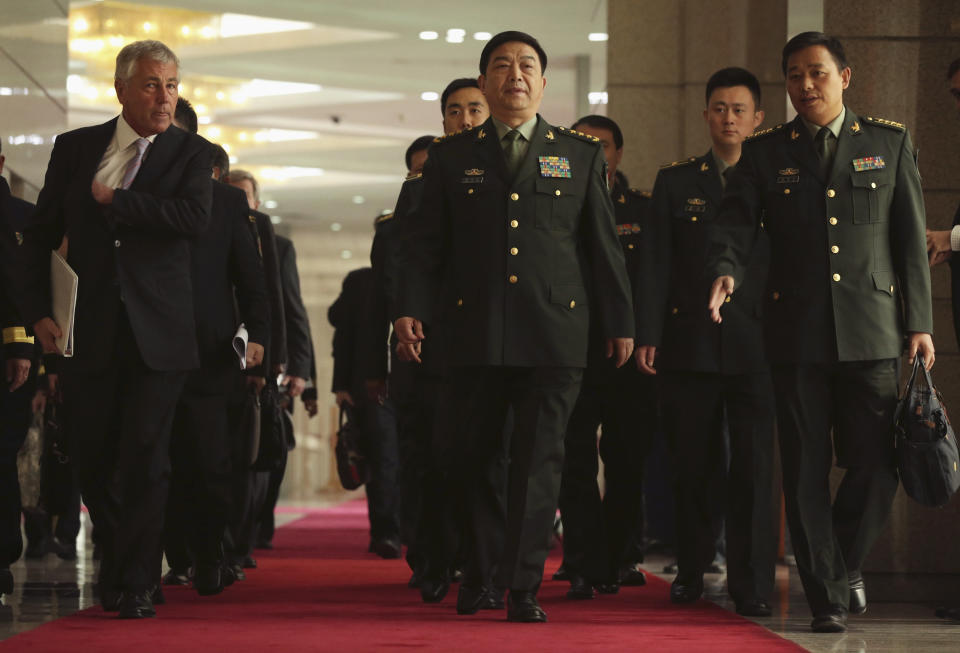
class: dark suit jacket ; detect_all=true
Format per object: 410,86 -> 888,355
246,209 -> 286,372
399,115 -> 634,368
16,118 -> 212,372
275,235 -> 312,379
189,180 -> 268,379
640,151 -> 769,374
1,176 -> 35,364
708,109 -> 932,363
329,267 -> 372,396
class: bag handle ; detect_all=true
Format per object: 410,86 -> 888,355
894,355 -> 923,428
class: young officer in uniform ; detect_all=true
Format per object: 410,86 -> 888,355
637,68 -> 777,617
706,33 -> 934,633
556,114 -> 655,599
394,31 -> 634,622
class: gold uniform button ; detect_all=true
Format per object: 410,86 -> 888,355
829,217 -> 838,225
691,216 -> 698,222
457,299 -> 463,307
554,189 -> 561,196
870,182 -> 877,189
833,273 -> 841,282
510,192 -> 519,201
510,247 -> 519,255
508,275 -> 518,284
627,243 -> 635,249
724,296 -> 732,303
671,307 -> 679,315
827,189 -> 836,198
467,188 -> 474,195
772,291 -> 780,301
510,219 -> 519,228
890,285 -> 895,293
783,188 -> 791,195
831,245 -> 839,254
569,300 -> 576,309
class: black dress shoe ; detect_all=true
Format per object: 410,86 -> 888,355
151,585 -> 165,605
229,564 -> 246,581
594,581 -> 620,595
736,598 -> 772,617
24,538 -> 48,559
811,605 -> 847,633
194,564 -> 224,596
52,538 -> 77,561
552,565 -> 570,581
408,569 -> 423,589
566,575 -> 596,600
507,591 -> 547,623
670,574 -> 704,603
118,590 -> 156,619
420,576 -> 450,603
241,556 -> 258,569
0,568 -> 13,595
618,563 -> 647,587
480,587 -> 505,610
450,567 -> 464,584
369,537 -> 402,559
162,569 -> 191,586
456,584 -> 487,615
99,587 -> 122,611
848,572 -> 867,615
221,564 -> 237,587
254,539 -> 273,550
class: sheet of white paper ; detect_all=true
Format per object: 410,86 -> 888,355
49,251 -> 77,357
233,324 -> 249,370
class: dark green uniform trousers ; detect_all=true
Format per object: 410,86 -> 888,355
772,360 -> 899,613
435,365 -> 582,592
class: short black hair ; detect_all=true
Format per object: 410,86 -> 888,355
781,31 -> 848,76
174,97 -> 198,134
571,115 -> 623,150
948,58 -> 960,80
479,31 -> 547,75
441,78 -> 480,115
209,143 -> 229,180
405,135 -> 435,171
705,67 -> 762,109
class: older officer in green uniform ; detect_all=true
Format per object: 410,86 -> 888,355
638,67 -> 777,617
706,32 -> 934,633
555,114 -> 655,599
395,31 -> 634,623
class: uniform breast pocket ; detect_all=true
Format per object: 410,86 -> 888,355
851,171 -> 892,224
534,178 -> 581,231
673,205 -> 706,226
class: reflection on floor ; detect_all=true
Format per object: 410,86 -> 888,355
2,503 -> 959,652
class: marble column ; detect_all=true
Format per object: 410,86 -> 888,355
825,0 -> 960,577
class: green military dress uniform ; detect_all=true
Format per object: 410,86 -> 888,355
399,115 -> 634,597
639,150 -> 777,607
708,108 -> 932,615
557,180 -> 658,588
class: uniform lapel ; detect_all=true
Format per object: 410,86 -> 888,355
785,115 -> 824,184
512,115 -> 553,187
696,150 -> 723,206
472,118 -> 506,183
130,124 -> 184,191
828,108 -> 865,187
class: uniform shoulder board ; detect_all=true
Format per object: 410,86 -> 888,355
863,116 -> 906,131
744,123 -> 785,142
374,212 -> 394,225
628,188 -> 652,199
556,126 -> 600,143
432,126 -> 475,144
404,172 -> 423,182
659,156 -> 697,170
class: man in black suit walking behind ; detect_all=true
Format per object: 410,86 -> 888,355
14,40 -> 212,619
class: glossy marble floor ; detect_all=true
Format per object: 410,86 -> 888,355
2,504 -> 959,652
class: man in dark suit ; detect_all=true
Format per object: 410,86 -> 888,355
637,68 -> 777,616
0,144 -> 36,595
555,114 -> 656,599
14,40 -> 212,618
706,32 -> 934,633
925,58 -> 960,348
161,99 -> 268,595
395,31 -> 634,622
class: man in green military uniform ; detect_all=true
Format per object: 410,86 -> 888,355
637,67 -> 777,617
394,31 -> 634,623
555,114 -> 655,599
706,32 -> 934,633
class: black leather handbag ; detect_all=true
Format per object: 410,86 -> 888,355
894,355 -> 960,507
253,381 -> 287,472
335,405 -> 369,490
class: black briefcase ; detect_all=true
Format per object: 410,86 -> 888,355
253,381 -> 287,472
335,405 -> 369,490
894,355 -> 960,507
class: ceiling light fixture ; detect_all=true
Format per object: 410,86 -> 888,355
446,28 -> 465,43
419,30 -> 439,40
473,32 -> 492,41
420,91 -> 439,101
219,13 -> 314,38
588,32 -> 608,41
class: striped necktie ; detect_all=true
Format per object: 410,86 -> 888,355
120,137 -> 150,190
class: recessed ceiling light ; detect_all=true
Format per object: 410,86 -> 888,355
220,13 -> 314,38
264,200 -> 278,209
446,28 -> 465,43
419,31 -> 439,40
473,32 -> 492,41
352,195 -> 365,204
588,91 -> 608,105
244,79 -> 322,98
330,222 -> 342,232
270,215 -> 282,224
588,32 -> 608,42
341,250 -> 353,259
421,91 -> 439,101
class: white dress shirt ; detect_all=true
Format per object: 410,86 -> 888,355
94,114 -> 157,189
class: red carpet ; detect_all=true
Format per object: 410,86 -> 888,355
4,500 -> 803,652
